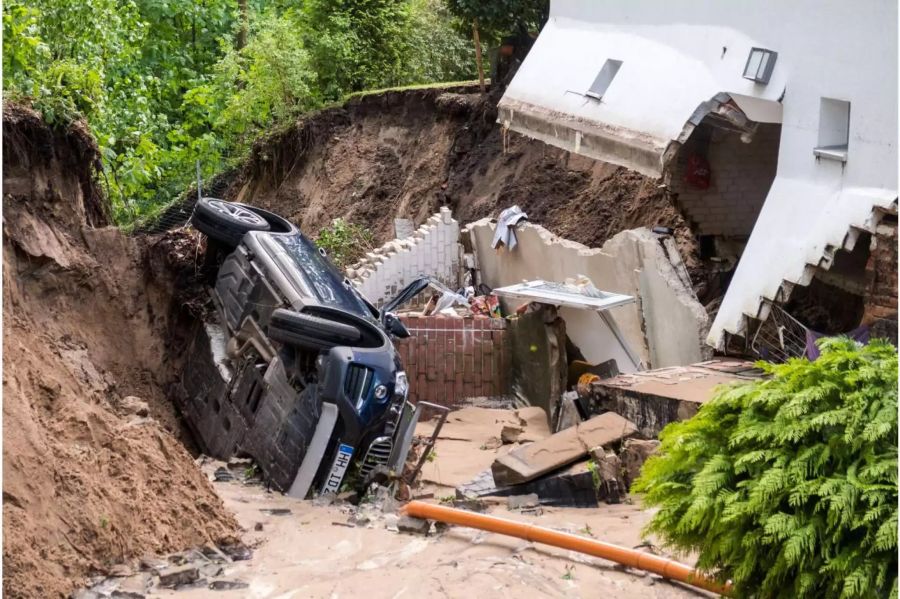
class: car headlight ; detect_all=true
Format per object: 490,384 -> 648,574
395,371 -> 409,399
373,384 -> 388,400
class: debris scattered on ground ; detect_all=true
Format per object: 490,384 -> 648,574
397,515 -> 431,536
507,493 -> 540,510
500,424 -> 524,444
491,412 -> 638,486
259,508 -> 292,516
208,580 -> 250,590
157,565 -> 199,589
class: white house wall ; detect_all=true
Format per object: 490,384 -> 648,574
503,0 -> 898,348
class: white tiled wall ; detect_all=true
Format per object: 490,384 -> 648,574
347,207 -> 461,306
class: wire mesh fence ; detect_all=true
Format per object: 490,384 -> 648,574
129,169 -> 233,236
750,302 -> 809,363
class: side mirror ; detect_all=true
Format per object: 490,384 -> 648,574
383,312 -> 410,339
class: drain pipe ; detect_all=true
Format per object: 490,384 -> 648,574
403,501 -> 732,596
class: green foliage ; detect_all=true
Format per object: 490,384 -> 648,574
211,11 -> 319,150
405,0 -> 476,84
3,0 -> 475,225
315,218 -> 374,269
443,0 -> 548,45
633,338 -> 898,599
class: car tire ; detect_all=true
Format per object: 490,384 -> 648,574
191,197 -> 270,246
268,309 -> 361,349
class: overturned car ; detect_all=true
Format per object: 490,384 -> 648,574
176,198 -> 427,497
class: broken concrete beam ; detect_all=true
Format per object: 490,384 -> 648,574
619,439 -> 661,489
588,360 -> 761,437
507,493 -> 540,510
590,449 -> 626,504
157,565 -> 199,588
397,514 -> 430,535
456,462 -> 599,508
491,412 -> 637,486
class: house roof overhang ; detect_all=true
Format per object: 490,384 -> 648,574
498,16 -> 785,177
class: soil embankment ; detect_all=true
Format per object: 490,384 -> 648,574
226,85 -> 699,268
2,104 -> 237,598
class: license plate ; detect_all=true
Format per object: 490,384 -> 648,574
321,443 -> 354,495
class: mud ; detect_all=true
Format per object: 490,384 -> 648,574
226,85 -> 700,271
2,104 -> 237,598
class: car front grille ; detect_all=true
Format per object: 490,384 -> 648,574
344,364 -> 373,409
359,436 -> 393,479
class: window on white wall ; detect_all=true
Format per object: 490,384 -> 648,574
814,97 -> 850,162
586,59 -> 622,100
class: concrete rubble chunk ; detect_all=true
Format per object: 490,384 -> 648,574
500,425 -> 523,444
507,493 -> 540,510
619,439 -> 661,489
589,359 -> 762,437
491,412 -> 637,486
397,514 -> 430,535
157,565 -> 199,588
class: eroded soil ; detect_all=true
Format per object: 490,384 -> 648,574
226,85 -> 700,271
2,104 -> 237,598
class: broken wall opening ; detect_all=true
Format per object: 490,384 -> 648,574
671,121 -> 780,240
741,216 -> 897,362
668,115 -> 781,306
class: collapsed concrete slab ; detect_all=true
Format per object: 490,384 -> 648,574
491,412 -> 637,486
587,359 -> 763,438
457,462 -> 600,508
464,221 -> 710,372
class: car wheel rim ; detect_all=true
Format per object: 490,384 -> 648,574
208,200 -> 267,226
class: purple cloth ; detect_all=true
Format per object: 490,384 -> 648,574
805,325 -> 870,361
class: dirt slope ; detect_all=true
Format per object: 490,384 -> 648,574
2,104 -> 237,598
227,85 -> 698,266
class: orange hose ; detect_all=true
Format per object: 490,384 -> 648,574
403,501 -> 732,596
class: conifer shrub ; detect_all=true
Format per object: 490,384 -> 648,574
634,338 -> 898,598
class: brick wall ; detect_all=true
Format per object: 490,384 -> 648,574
347,207 -> 460,307
863,217 -> 898,344
394,315 -> 510,407
672,123 -> 780,237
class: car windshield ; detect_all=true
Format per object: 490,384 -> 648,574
273,234 -> 372,318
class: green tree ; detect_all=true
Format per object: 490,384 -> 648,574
301,0 -> 415,100
405,0 -> 476,84
3,0 -> 478,225
634,338 -> 898,599
443,0 -> 548,45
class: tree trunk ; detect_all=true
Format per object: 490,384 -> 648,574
237,0 -> 249,50
473,20 -> 485,94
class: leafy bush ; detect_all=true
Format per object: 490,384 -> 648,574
4,0 -> 476,226
634,338 -> 898,599
316,219 -> 374,270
